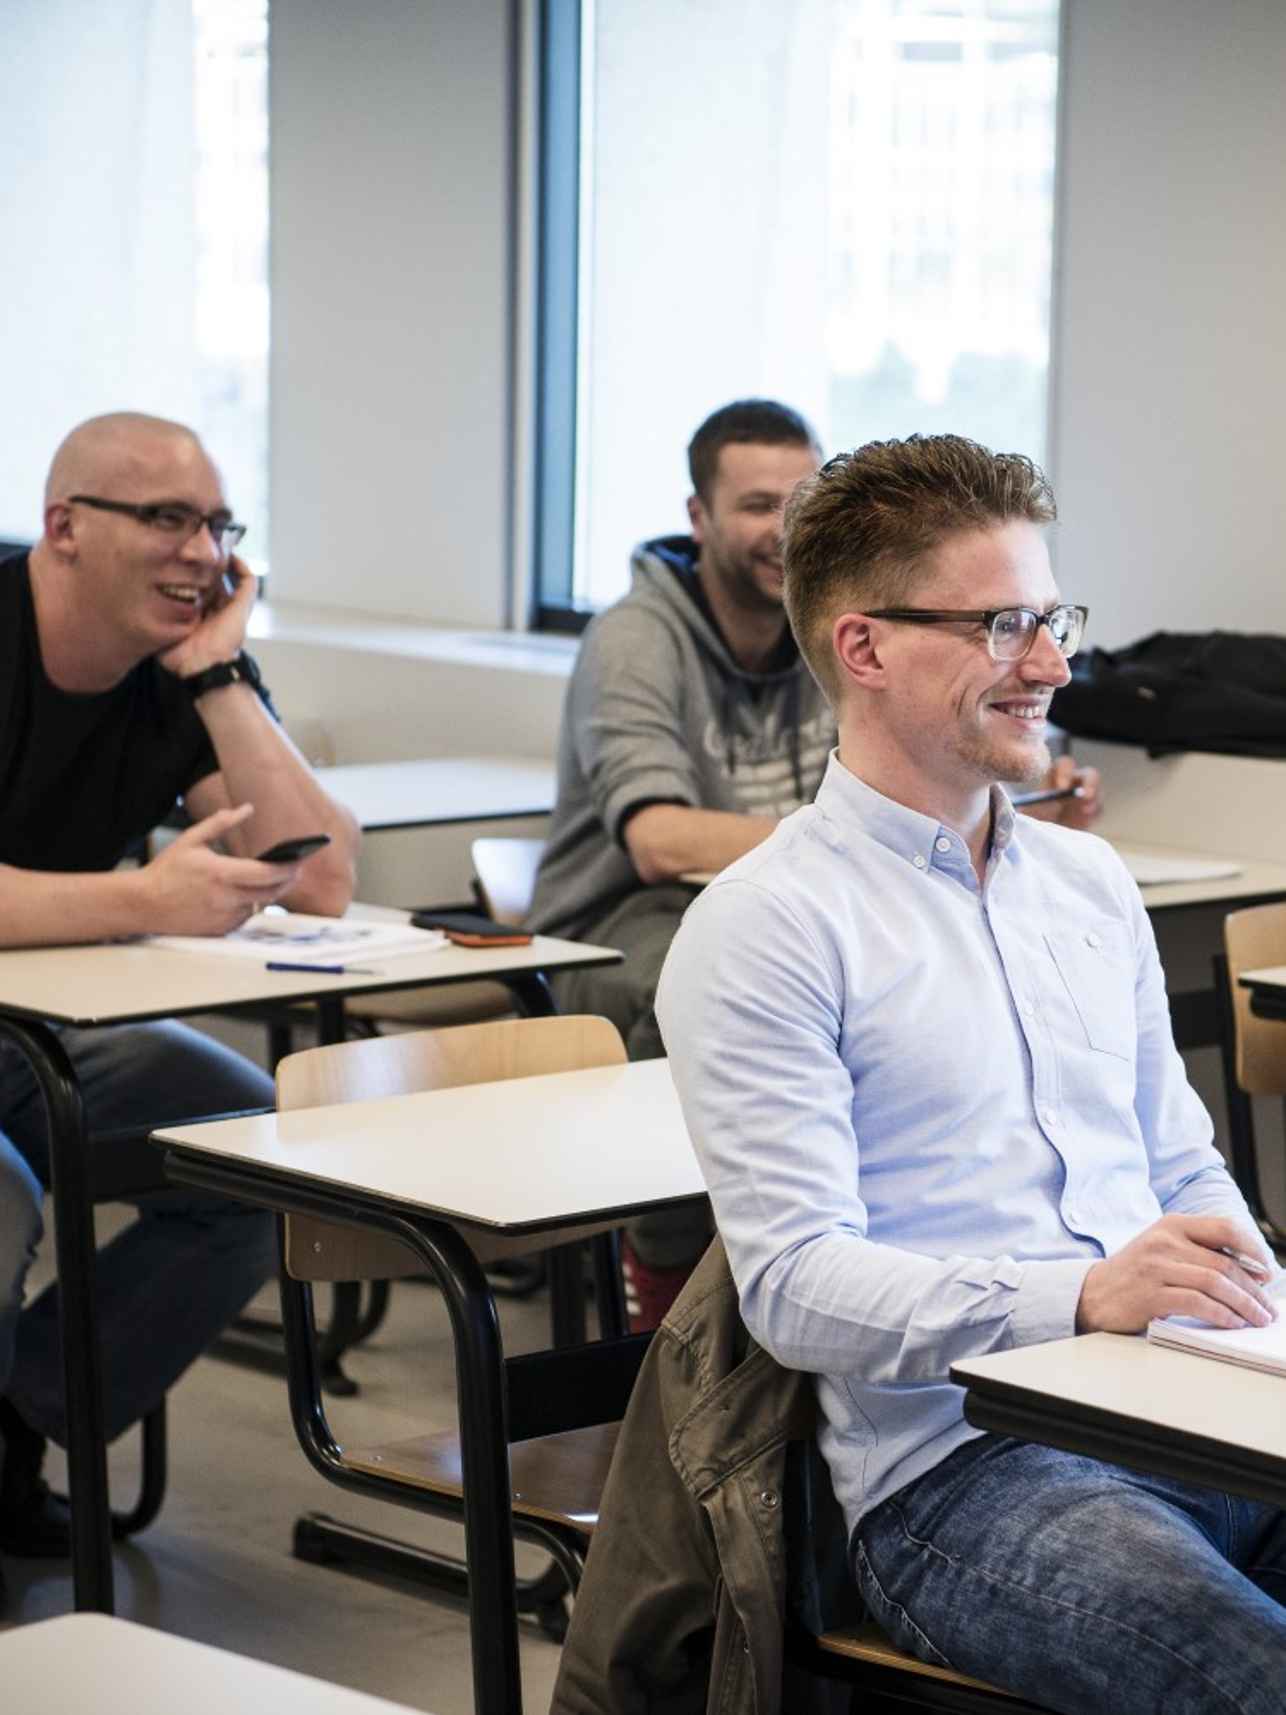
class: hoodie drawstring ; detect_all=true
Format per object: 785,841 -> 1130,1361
786,672 -> 803,801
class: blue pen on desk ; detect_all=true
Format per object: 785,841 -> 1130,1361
265,961 -> 379,975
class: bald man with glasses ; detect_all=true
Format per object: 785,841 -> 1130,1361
657,433 -> 1285,1715
0,413 -> 358,1600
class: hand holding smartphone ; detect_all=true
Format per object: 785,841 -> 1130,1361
256,834 -> 332,864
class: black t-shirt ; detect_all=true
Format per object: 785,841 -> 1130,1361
0,552 -> 272,873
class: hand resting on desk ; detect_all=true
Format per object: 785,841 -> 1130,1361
1076,1213 -> 1278,1335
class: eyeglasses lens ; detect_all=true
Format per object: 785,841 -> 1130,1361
1053,606 -> 1084,656
988,609 -> 1037,661
989,606 -> 1084,662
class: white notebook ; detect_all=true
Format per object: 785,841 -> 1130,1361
1147,1272 -> 1286,1376
1118,849 -> 1243,887
147,911 -> 447,966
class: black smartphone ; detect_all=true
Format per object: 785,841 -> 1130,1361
256,833 -> 332,864
410,909 -> 533,947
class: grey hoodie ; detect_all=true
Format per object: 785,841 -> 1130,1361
528,536 -> 834,941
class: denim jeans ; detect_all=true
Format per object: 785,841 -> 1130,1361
854,1433 -> 1286,1715
0,1020 -> 276,1447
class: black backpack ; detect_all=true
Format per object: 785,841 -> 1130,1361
1049,631 -> 1286,759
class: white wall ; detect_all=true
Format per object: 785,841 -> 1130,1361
1051,0 -> 1286,646
252,626 -> 568,904
268,0 -> 513,627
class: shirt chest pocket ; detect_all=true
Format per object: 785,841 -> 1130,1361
1041,924 -> 1136,1061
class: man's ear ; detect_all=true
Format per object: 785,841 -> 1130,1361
686,492 -> 706,544
43,501 -> 77,558
833,612 -> 885,691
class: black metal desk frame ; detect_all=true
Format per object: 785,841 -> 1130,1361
0,962 -> 577,1618
954,1364 -> 1286,1512
159,1143 -> 672,1715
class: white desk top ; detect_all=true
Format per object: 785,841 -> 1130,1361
1117,844 -> 1286,913
155,1058 -> 706,1234
683,843 -> 1286,914
0,925 -> 618,1028
953,1332 -> 1286,1465
2,1614 -> 425,1713
1240,964 -> 1286,993
315,755 -> 555,830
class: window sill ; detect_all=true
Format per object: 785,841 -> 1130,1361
247,600 -> 578,678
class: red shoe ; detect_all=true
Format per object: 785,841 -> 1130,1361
620,1237 -> 695,1333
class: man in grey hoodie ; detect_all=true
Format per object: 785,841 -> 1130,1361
528,399 -> 1098,1326
528,401 -> 836,1323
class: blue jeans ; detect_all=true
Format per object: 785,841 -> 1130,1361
854,1433 -> 1286,1715
0,1021 -> 276,1447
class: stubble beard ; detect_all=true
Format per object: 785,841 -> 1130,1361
955,725 -> 1051,790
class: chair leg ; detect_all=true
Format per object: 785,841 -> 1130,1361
1213,954 -> 1286,1252
111,1400 -> 167,1539
266,1019 -> 294,1071
591,1229 -> 628,1340
293,1509 -> 580,1642
354,1279 -> 392,1343
549,1243 -> 587,1347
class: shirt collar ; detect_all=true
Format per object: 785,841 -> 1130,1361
814,750 -> 1019,880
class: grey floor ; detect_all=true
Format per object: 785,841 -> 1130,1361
1,1208 -> 567,1714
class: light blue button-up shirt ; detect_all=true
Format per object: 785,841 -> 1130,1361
655,752 -> 1253,1535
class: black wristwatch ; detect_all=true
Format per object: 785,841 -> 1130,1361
181,650 -> 264,702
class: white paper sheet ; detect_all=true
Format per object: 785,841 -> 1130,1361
1118,849 -> 1243,887
147,911 -> 447,965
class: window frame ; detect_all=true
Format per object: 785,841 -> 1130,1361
531,0 -> 594,635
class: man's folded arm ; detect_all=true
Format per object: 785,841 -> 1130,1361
655,878 -> 1092,1383
0,862 -> 148,949
184,684 -> 358,918
622,803 -> 778,885
570,617 -> 725,877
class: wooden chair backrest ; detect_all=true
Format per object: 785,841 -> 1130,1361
471,837 -> 547,926
1224,902 -> 1286,1096
277,1014 -> 626,1280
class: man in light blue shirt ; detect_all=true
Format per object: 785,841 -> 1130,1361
656,433 -> 1286,1715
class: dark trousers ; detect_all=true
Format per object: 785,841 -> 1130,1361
0,1021 -> 276,1447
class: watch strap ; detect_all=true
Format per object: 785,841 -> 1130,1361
182,650 -> 264,701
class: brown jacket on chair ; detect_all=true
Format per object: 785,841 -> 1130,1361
550,1237 -> 853,1715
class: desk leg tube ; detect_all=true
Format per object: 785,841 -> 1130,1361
0,1017 -> 113,1612
407,1218 -> 522,1715
503,972 -> 556,1018
278,1209 -> 523,1715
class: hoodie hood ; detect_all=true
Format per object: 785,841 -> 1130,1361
527,533 -> 834,942
632,535 -> 803,685
633,534 -> 808,798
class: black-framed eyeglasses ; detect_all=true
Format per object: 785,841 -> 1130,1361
864,603 -> 1088,663
68,495 -> 247,557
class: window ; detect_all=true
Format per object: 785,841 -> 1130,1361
535,0 -> 1061,622
0,1 -> 268,561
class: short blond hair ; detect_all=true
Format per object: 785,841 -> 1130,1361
783,433 -> 1056,702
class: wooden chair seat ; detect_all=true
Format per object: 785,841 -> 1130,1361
815,1623 -> 1018,1697
343,1421 -> 619,1536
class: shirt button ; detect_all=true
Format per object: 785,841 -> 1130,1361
935,836 -> 951,853
1043,1109 -> 1058,1127
912,854 -> 927,870
1085,931 -> 1101,949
